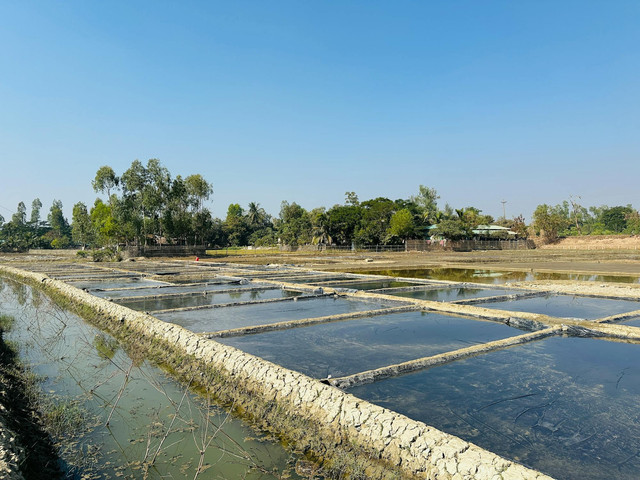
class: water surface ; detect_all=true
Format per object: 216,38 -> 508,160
348,336 -> 640,480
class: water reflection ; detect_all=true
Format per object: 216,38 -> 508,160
0,278 -> 300,479
356,268 -> 640,284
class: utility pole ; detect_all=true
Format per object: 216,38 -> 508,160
501,200 -> 507,220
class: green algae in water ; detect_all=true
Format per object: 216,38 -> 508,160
348,336 -> 640,480
219,311 -> 522,378
0,278 -> 301,479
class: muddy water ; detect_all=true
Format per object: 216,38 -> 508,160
348,336 -> 640,480
0,278 -> 302,479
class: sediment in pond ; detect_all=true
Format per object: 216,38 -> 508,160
1,265 -> 553,480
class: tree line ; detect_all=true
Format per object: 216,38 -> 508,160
1,159 -> 638,253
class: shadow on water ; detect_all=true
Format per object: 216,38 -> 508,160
0,278 -> 302,479
348,336 -> 640,480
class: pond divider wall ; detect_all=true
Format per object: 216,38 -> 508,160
1,265 -> 554,480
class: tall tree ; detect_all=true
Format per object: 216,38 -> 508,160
11,202 -> 27,226
72,202 -> 93,249
411,186 -> 439,224
48,200 -> 71,248
92,166 -> 119,205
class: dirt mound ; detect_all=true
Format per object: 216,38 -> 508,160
540,235 -> 640,250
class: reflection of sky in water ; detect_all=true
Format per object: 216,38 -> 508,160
69,278 -> 169,290
477,294 -> 640,319
156,296 -> 388,333
391,287 -> 521,302
91,282 -> 259,298
119,288 -> 301,311
219,312 -> 520,378
348,337 -> 640,480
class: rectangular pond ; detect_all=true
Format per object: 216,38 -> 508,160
155,296 -> 389,333
219,311 -> 522,379
68,278 -> 171,290
91,281 -> 264,299
475,294 -> 640,320
347,336 -> 640,480
389,286 -> 523,302
118,288 -> 303,312
356,268 -> 640,285
315,280 -> 422,291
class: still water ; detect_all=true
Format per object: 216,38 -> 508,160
348,336 -> 640,480
0,277 -> 301,479
220,311 -> 521,379
358,268 -> 640,284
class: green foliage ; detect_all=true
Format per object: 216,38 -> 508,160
92,165 -> 119,199
278,201 -> 311,246
411,185 -> 439,224
532,204 -> 570,243
388,208 -> 415,240
432,218 -> 472,240
326,205 -> 362,245
601,206 -> 633,233
92,247 -> 122,262
72,202 -> 93,248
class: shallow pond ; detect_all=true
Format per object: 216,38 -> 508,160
311,280 -> 421,291
390,287 -> 522,302
357,268 -> 640,284
156,296 -> 389,333
93,282 -> 271,299
476,294 -> 640,320
119,288 -> 302,312
0,277 -> 302,479
348,336 -> 640,480
219,311 -> 521,379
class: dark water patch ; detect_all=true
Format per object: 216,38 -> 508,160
156,296 -> 388,333
477,294 -> 640,320
219,311 -> 521,379
0,277 -> 301,479
347,336 -> 640,480
119,288 -> 302,312
391,287 -> 522,302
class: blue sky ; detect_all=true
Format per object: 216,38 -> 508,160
1,1 -> 638,223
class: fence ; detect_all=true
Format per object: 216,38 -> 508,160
126,245 -> 207,257
406,239 -> 535,252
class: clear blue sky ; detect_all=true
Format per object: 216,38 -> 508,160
1,1 -> 638,223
